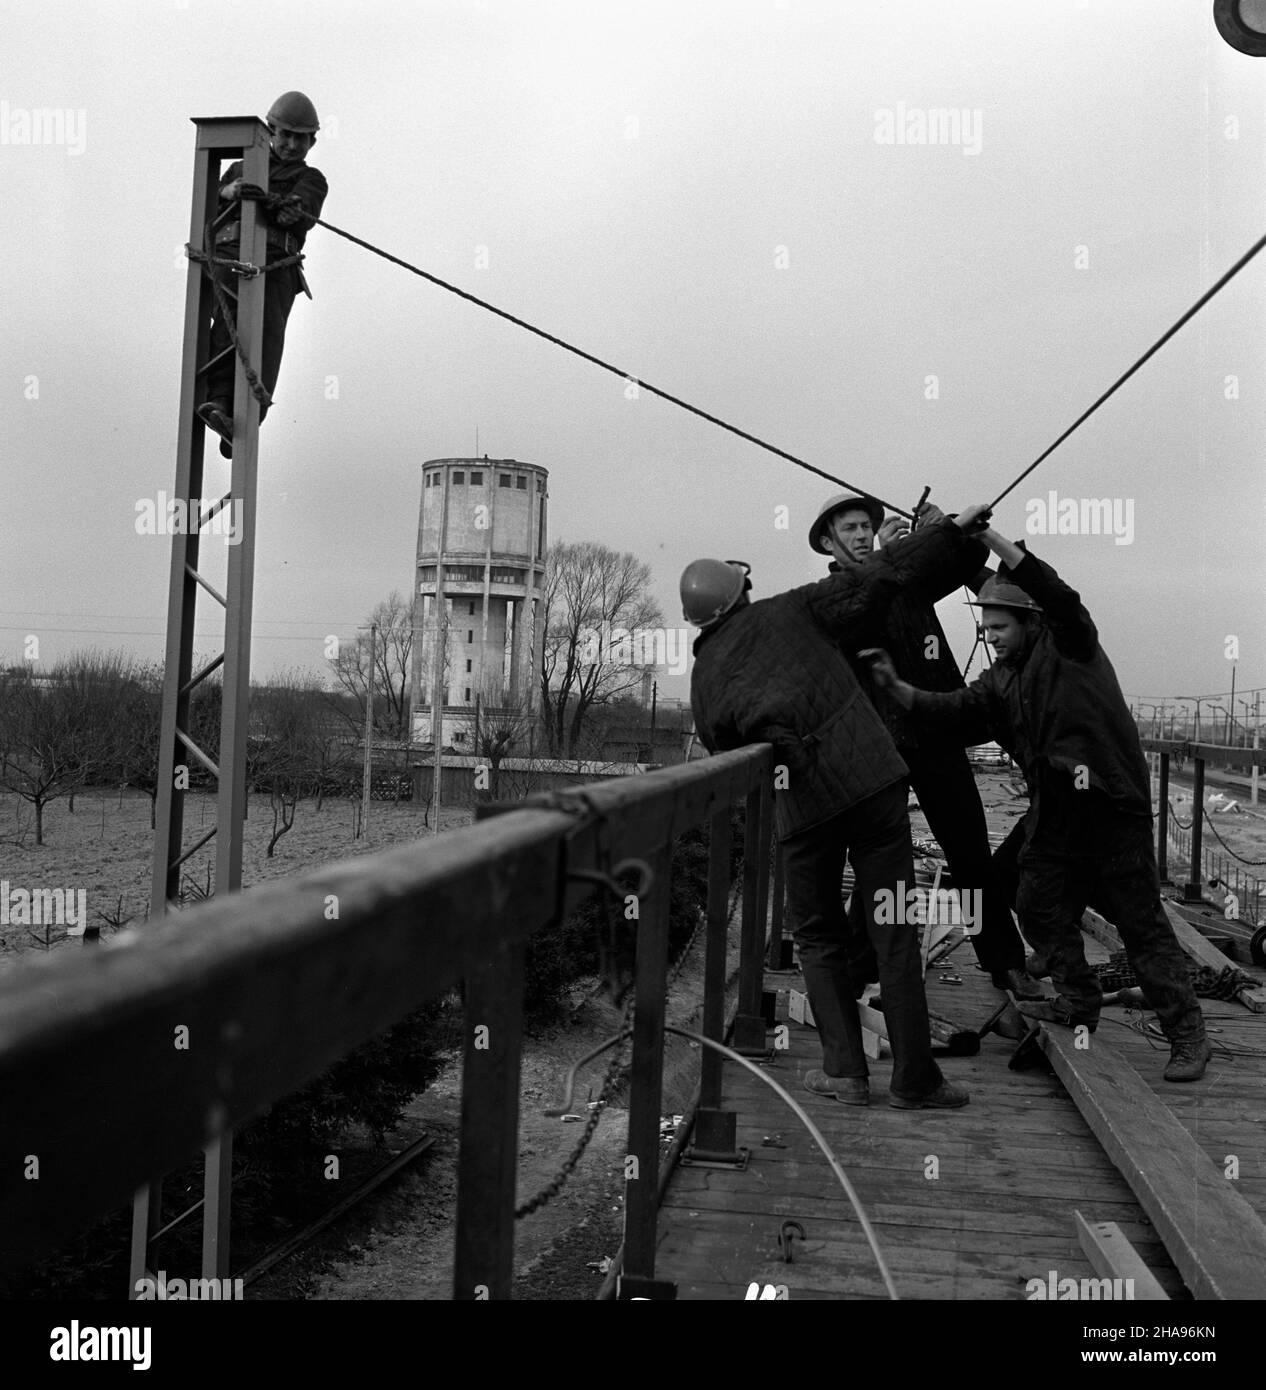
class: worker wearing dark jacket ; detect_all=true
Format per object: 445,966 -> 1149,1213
864,523 -> 1210,1083
685,508 -> 993,1110
810,493 -> 1039,998
198,91 -> 328,458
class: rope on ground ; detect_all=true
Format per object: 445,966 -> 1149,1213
663,1027 -> 899,1300
308,212 -> 915,517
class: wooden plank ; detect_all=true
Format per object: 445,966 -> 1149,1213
1161,901 -> 1266,1012
1083,902 -> 1266,1011
1034,1020 -> 1266,1298
663,1185 -> 1169,1234
1074,1211 -> 1169,1301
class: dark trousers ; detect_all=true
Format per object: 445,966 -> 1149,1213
205,260 -> 299,423
845,748 -> 1026,982
1017,817 -> 1205,1042
782,783 -> 942,1098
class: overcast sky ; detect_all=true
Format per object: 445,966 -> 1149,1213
3,0 -> 1265,717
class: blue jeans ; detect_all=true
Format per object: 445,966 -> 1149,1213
782,783 -> 942,1098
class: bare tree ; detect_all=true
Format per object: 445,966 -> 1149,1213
539,541 -> 664,757
0,655 -> 127,844
452,679 -> 533,801
116,661 -> 164,828
329,592 -> 413,742
249,670 -> 326,857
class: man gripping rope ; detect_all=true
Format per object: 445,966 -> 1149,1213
808,491 -> 1041,999
863,516 -> 1211,1083
684,506 -> 995,1110
197,90 -> 328,459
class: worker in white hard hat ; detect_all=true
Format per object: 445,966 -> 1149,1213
198,91 -> 329,458
684,503 -> 993,1111
810,491 -> 1041,1001
863,520 -> 1211,1083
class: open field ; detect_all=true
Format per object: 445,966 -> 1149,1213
0,788 -> 473,972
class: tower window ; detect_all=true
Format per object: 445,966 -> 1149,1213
466,659 -> 472,672
499,474 -> 511,488
537,478 -> 545,493
468,601 -> 475,614
516,476 -> 527,490
467,631 -> 473,642
453,470 -> 465,484
471,471 -> 483,485
465,688 -> 471,702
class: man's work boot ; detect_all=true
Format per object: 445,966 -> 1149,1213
889,1079 -> 969,1110
1025,951 -> 1050,978
803,1069 -> 869,1105
1017,996 -> 1098,1032
198,399 -> 234,457
1163,1037 -> 1212,1083
991,967 -> 1045,1000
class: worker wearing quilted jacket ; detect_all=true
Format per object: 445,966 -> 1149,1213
865,522 -> 1210,1084
685,506 -> 992,1109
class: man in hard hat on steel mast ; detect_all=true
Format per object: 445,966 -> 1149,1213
198,91 -> 329,458
809,491 -> 1041,1000
683,503 -> 994,1110
863,521 -> 1211,1082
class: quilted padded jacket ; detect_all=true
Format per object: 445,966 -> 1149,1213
909,550 -> 1152,816
828,535 -> 989,751
690,519 -> 979,840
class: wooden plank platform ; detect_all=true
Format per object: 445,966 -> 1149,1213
652,769 -> 1266,1301
655,962 -> 1189,1300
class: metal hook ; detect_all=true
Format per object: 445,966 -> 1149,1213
778,1219 -> 805,1263
568,856 -> 654,900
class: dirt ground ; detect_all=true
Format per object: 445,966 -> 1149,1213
0,788 -> 472,968
1,784 -> 729,1301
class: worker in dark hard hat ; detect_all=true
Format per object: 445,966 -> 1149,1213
809,491 -> 1041,1000
684,503 -> 993,1110
863,522 -> 1211,1083
198,91 -> 329,458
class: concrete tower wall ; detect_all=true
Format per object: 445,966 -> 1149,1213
412,458 -> 549,748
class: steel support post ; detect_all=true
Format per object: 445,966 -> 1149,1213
1184,757 -> 1206,903
690,802 -> 739,1160
620,840 -> 675,1297
133,115 -> 271,1294
1157,752 -> 1170,884
732,770 -> 771,1054
454,937 -> 526,1299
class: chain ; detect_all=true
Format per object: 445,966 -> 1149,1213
184,213 -> 307,412
515,809 -> 742,1219
515,997 -> 635,1220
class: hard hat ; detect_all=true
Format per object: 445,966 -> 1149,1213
808,493 -> 884,555
681,559 -> 750,628
267,91 -> 320,133
968,574 -> 1043,612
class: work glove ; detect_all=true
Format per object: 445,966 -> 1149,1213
268,193 -> 304,226
236,182 -> 268,202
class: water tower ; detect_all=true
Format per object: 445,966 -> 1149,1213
411,457 -> 549,748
